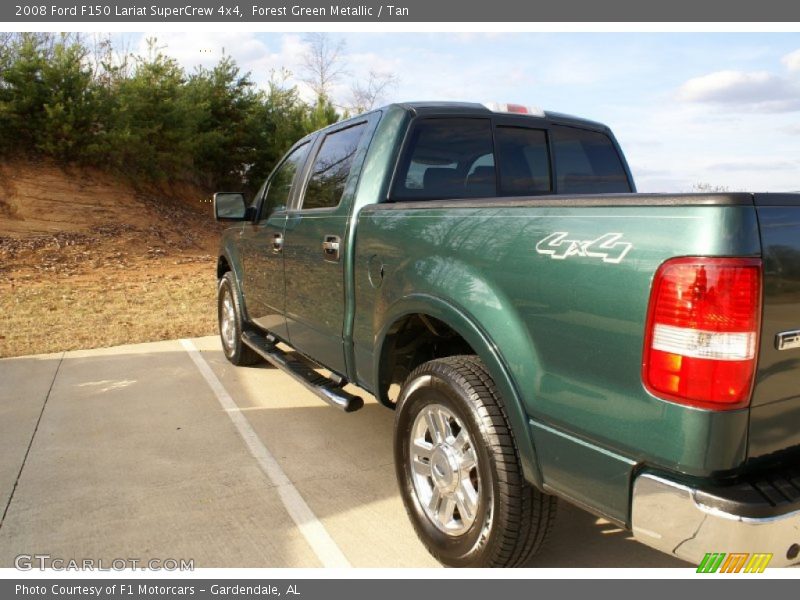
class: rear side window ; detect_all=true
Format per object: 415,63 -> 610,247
302,122 -> 367,210
392,118 -> 494,201
551,126 -> 631,194
495,127 -> 551,195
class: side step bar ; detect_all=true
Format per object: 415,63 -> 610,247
241,330 -> 364,413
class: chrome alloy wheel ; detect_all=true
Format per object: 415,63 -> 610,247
220,288 -> 236,352
409,404 -> 483,536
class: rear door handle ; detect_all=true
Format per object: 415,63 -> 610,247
322,235 -> 341,262
272,232 -> 284,253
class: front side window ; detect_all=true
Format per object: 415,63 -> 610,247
302,122 -> 367,210
261,142 -> 310,220
551,125 -> 631,194
392,118 -> 494,201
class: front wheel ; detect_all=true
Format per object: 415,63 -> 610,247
394,355 -> 556,567
217,272 -> 260,366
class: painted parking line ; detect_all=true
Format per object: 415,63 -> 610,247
180,338 -> 351,568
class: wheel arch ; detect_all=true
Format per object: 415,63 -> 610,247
374,293 -> 544,489
216,254 -> 232,279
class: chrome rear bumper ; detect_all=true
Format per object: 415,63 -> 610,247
631,472 -> 800,567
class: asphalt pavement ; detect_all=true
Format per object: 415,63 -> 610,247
0,336 -> 686,568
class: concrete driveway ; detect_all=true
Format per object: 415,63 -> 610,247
0,336 -> 686,568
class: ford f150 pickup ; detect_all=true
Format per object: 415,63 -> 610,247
213,101 -> 800,568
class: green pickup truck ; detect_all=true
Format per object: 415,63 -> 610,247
213,101 -> 800,568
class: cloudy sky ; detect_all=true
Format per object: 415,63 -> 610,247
121,32 -> 800,193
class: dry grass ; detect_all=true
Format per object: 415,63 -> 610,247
0,159 -> 222,358
1,262 -> 217,357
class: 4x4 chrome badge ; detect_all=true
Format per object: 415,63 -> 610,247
536,232 -> 633,264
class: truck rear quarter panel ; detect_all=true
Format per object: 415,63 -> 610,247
353,199 -> 760,523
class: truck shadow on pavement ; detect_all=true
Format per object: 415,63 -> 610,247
527,503 -> 687,567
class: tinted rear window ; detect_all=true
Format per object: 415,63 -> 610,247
551,125 -> 631,194
391,118 -> 495,201
391,118 -> 631,202
495,127 -> 551,195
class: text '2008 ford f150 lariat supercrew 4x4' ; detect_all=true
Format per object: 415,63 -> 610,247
213,101 -> 800,568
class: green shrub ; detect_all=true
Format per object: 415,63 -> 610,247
0,34 -> 340,193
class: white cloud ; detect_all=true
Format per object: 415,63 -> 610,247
135,32 -> 308,90
634,176 -> 696,193
136,32 -> 264,71
541,54 -> 613,86
442,33 -> 504,44
677,70 -> 800,112
782,48 -> 800,72
706,158 -> 800,172
677,49 -> 800,113
779,123 -> 800,135
611,97 -> 800,193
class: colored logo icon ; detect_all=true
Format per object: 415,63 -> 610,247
697,553 -> 772,573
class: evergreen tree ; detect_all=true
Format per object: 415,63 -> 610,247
0,34 -> 352,193
186,55 -> 261,188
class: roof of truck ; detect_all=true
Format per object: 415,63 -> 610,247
390,101 -> 610,133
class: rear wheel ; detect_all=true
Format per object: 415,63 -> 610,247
394,355 -> 556,567
217,272 -> 260,366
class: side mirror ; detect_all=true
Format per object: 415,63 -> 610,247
213,192 -> 248,221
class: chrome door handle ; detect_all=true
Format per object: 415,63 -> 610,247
322,235 -> 341,261
272,232 -> 284,253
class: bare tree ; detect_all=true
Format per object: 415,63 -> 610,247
300,33 -> 347,99
0,32 -> 14,71
87,33 -> 133,83
0,32 -> 13,54
692,182 -> 729,193
142,36 -> 168,63
348,70 -> 398,114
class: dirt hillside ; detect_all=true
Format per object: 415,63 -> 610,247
0,159 -> 222,357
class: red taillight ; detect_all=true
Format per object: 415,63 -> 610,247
643,257 -> 762,410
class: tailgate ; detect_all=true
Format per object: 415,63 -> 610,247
749,193 -> 800,459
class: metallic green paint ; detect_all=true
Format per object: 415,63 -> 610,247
240,212 -> 289,337
352,204 -> 760,478
530,420 -> 635,526
339,107 -> 405,381
283,210 -> 350,372
217,104 -> 799,527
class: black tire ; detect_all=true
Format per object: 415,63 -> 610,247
217,271 -> 260,366
394,355 -> 556,567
